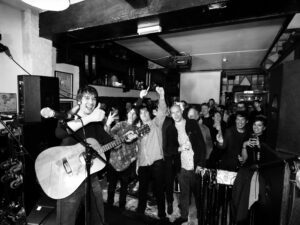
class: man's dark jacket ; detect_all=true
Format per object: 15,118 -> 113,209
164,118 -> 207,168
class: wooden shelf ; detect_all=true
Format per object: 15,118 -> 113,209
91,85 -> 158,100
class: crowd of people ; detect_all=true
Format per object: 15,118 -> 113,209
54,85 -> 272,225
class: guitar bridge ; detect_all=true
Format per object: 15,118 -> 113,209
62,158 -> 72,174
79,152 -> 94,166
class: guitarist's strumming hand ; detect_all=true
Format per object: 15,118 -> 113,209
86,103 -> 105,123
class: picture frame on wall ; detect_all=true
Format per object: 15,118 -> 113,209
60,100 -> 73,113
55,71 -> 73,98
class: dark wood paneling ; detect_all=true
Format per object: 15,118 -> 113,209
268,60 -> 300,155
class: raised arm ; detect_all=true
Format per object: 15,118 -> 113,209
55,103 -> 105,139
134,87 -> 150,108
153,87 -> 167,126
216,128 -> 229,150
68,103 -> 105,131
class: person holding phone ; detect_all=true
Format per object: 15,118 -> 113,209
232,115 -> 276,225
239,115 -> 267,165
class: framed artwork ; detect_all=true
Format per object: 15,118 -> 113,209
0,93 -> 17,113
55,71 -> 73,98
60,101 -> 73,112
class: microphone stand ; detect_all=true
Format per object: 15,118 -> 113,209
0,118 -> 30,157
59,120 -> 106,225
0,45 -> 31,76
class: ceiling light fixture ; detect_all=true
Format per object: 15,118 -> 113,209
137,18 -> 162,35
208,2 -> 228,10
22,0 -> 70,11
138,25 -> 162,35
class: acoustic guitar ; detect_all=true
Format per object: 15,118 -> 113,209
35,124 -> 150,199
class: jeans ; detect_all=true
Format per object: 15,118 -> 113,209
137,159 -> 166,218
56,175 -> 105,225
164,154 -> 180,204
177,168 -> 200,219
107,162 -> 135,209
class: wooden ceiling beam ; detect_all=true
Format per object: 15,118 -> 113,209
147,34 -> 181,56
39,0 -> 226,38
124,0 -> 150,9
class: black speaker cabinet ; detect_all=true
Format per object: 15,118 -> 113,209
27,195 -> 56,225
18,75 -> 59,123
267,60 -> 300,155
21,121 -> 61,213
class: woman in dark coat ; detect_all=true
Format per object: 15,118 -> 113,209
232,115 -> 277,225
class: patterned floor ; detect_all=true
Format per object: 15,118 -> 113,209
102,180 -> 198,225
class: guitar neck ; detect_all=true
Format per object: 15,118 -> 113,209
98,136 -> 126,154
94,124 -> 149,155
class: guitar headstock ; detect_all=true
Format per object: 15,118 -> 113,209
136,124 -> 150,137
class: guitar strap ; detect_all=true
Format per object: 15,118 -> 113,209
92,149 -> 107,164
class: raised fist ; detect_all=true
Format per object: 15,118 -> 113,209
139,87 -> 149,99
155,87 -> 164,96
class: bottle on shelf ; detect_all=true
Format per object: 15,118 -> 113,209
105,74 -> 108,86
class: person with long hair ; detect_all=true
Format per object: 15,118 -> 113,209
105,107 -> 140,211
135,87 -> 169,224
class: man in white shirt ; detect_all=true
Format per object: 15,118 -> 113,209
169,104 -> 206,224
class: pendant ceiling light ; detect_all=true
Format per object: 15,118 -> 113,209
22,0 -> 70,11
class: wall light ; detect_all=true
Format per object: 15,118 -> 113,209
208,2 -> 228,10
137,18 -> 162,35
138,25 -> 162,35
22,0 -> 70,11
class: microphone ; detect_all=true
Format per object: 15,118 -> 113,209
40,107 -> 76,120
0,43 -> 8,52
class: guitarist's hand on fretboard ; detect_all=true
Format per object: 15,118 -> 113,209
124,130 -> 138,142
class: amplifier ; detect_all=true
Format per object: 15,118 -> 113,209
27,195 -> 56,225
18,75 -> 59,123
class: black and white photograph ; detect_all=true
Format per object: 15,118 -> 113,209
1,1 -> 300,225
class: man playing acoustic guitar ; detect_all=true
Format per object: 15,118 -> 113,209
54,85 -> 137,225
